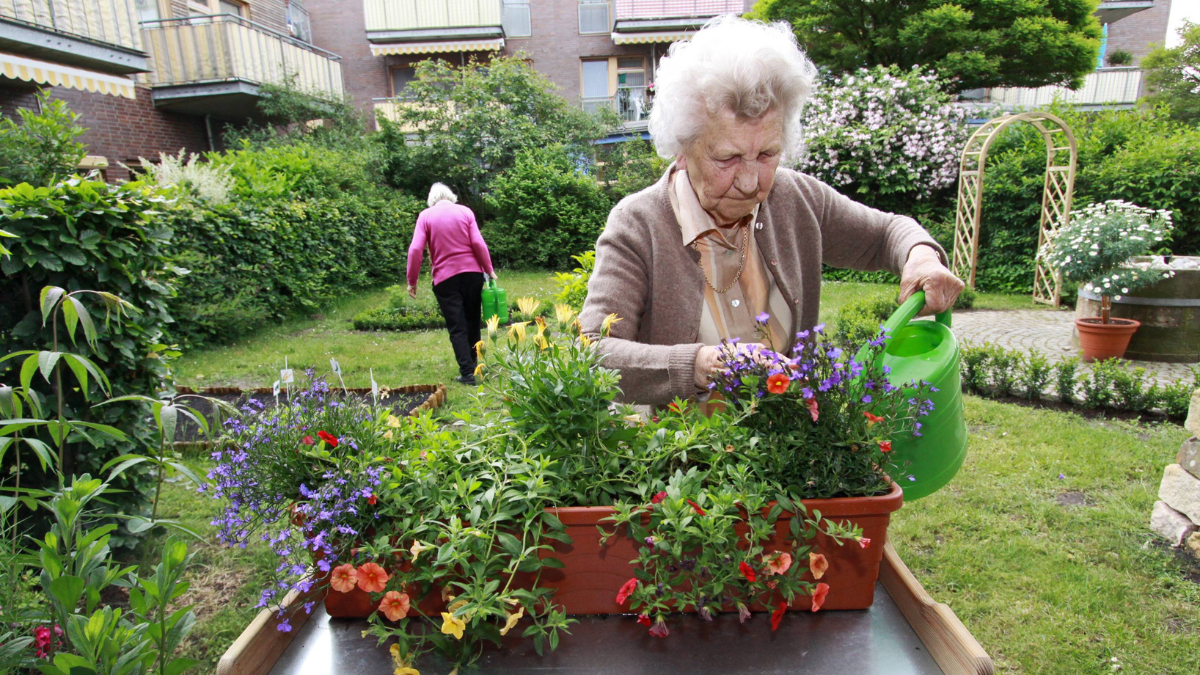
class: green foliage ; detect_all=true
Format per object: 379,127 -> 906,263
0,179 -> 180,543
166,192 -> 422,347
987,346 -> 1019,398
1105,49 -> 1134,67
483,145 -> 612,269
131,151 -> 233,205
0,92 -> 87,187
1054,357 -> 1080,406
1020,352 -> 1051,400
594,139 -> 669,203
206,141 -> 386,202
1141,21 -> 1200,125
749,0 -> 1102,92
954,285 -> 976,309
832,294 -> 896,349
1079,358 -> 1117,409
552,251 -> 596,311
379,53 -> 614,212
960,342 -> 990,394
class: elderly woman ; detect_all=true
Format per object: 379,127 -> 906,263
407,183 -> 498,385
578,17 -> 964,406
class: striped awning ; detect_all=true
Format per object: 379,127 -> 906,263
370,38 -> 505,56
611,30 -> 694,44
0,52 -> 136,99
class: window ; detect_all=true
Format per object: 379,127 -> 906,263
218,0 -> 244,16
188,0 -> 244,16
616,57 -> 647,122
581,60 -> 609,98
391,66 -> 417,99
578,0 -> 609,34
135,0 -> 161,22
288,0 -> 313,42
502,0 -> 531,38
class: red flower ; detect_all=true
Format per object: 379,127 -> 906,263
806,397 -> 819,422
858,537 -> 871,549
863,411 -> 884,425
301,435 -> 314,445
878,440 -> 892,453
616,578 -> 639,606
367,494 -> 377,505
648,617 -> 670,638
356,562 -> 389,593
770,602 -> 787,631
379,591 -> 411,622
686,499 -> 706,515
637,614 -> 652,626
766,373 -> 790,395
317,430 -> 338,448
809,552 -> 828,580
739,561 -> 757,583
651,491 -> 667,505
811,582 -> 830,612
668,401 -> 683,413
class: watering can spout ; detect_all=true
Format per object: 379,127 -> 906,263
867,291 -> 967,501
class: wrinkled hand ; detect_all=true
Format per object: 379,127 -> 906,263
408,284 -> 418,299
899,245 -> 964,315
694,342 -> 769,389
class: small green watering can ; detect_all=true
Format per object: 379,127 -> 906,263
481,278 -> 508,324
857,290 -> 967,501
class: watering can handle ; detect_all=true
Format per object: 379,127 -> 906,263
882,290 -> 952,335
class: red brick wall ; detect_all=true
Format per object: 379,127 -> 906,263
0,83 -> 210,182
1106,0 -> 1172,65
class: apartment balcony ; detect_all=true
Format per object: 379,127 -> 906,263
142,14 -> 344,120
0,0 -> 148,74
583,85 -> 650,130
364,0 -> 504,56
1094,1 -> 1154,25
611,0 -> 743,43
989,67 -> 1142,110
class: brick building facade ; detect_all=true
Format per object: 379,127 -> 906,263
1104,0 -> 1172,65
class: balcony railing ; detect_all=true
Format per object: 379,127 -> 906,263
583,86 -> 651,126
0,0 -> 142,51
614,0 -> 743,20
364,0 -> 502,33
142,14 -> 343,99
990,68 -> 1143,108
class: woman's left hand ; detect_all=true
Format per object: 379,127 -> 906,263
408,284 -> 418,299
899,245 -> 965,314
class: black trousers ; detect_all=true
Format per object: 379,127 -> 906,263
432,271 -> 485,378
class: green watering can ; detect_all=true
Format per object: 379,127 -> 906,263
858,290 -> 967,501
481,278 -> 508,324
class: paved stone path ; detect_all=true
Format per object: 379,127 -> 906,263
948,309 -> 1198,385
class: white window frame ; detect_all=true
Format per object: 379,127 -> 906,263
502,0 -> 532,38
578,0 -> 610,35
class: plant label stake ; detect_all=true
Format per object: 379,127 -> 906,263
330,358 -> 347,395
272,380 -> 280,406
370,369 -> 378,407
281,357 -> 294,402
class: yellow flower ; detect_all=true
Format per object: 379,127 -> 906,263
390,643 -> 420,675
534,335 -> 549,351
473,362 -> 486,377
395,669 -> 420,675
554,303 -> 576,326
534,315 -> 547,331
516,296 -> 540,318
499,606 -> 525,636
486,315 -> 500,335
410,540 -> 431,561
623,414 -> 644,426
440,612 -> 466,640
447,598 -> 469,612
508,321 -> 529,342
579,333 -> 591,348
383,429 -> 394,440
386,414 -> 402,428
474,340 -> 486,358
601,313 -> 622,336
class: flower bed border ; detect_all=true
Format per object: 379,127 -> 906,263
170,382 -> 448,454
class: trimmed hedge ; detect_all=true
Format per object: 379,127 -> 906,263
354,301 -> 552,332
166,192 -> 422,347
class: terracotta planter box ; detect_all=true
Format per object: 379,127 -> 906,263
322,483 -> 903,617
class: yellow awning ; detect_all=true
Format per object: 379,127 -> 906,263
0,52 -> 136,99
611,30 -> 694,44
371,38 -> 505,56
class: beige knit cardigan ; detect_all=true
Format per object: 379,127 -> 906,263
577,166 -> 945,406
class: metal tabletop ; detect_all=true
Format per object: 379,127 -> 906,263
267,583 -> 943,675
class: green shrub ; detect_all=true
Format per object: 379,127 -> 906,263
1111,365 -> 1152,411
954,286 -> 976,310
960,342 -> 990,394
987,345 -> 1019,398
0,91 -> 86,187
1020,352 -> 1051,400
483,145 -> 612,269
166,191 -> 422,346
0,178 -> 179,545
553,250 -> 596,311
595,139 -> 669,203
353,286 -> 550,332
1055,357 -> 1081,405
833,294 -> 896,349
207,141 -> 385,202
1079,359 -> 1119,409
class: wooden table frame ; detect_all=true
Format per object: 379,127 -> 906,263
218,541 -> 993,675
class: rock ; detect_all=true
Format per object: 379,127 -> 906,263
1187,390 -> 1200,438
1159,464 -> 1200,525
1179,438 -> 1200,480
1150,501 -> 1197,546
1188,532 -> 1200,559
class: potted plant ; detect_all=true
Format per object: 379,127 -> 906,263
1039,200 -> 1174,362
205,310 -> 934,671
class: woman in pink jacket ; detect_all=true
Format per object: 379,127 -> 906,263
406,183 -> 497,385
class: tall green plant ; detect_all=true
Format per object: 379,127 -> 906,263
0,91 -> 87,187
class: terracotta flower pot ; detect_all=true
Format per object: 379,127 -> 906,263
1075,317 -> 1140,362
319,483 -> 903,617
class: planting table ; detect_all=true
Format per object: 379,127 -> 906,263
216,542 -> 993,675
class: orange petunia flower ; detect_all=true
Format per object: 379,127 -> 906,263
863,411 -> 884,425
770,601 -> 787,631
765,552 -> 793,576
809,552 -> 828,580
356,562 -> 389,593
379,591 -> 411,621
806,397 -> 819,422
330,564 -> 358,593
766,373 -> 790,395
878,440 -> 892,453
811,582 -> 830,612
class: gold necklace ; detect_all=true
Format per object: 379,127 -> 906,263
694,223 -> 749,294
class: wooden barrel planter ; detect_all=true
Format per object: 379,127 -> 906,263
1075,256 -> 1200,363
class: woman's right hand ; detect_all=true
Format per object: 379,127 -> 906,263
694,342 -> 771,389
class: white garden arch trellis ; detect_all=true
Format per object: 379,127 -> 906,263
950,111 -> 1078,306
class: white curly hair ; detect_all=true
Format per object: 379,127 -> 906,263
426,182 -> 458,207
648,16 -> 818,162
